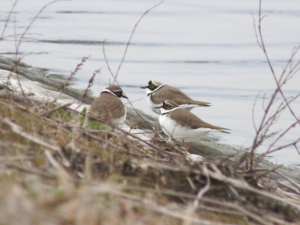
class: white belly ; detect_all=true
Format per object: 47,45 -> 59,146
159,114 -> 212,142
147,94 -> 162,114
113,106 -> 127,124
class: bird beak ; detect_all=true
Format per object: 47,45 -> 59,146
122,94 -> 128,99
155,106 -> 162,109
140,86 -> 148,89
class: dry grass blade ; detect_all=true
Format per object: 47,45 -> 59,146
39,103 -> 71,117
80,67 -> 103,103
1,116 -> 61,152
194,163 -> 211,206
45,150 -> 72,189
3,161 -> 55,178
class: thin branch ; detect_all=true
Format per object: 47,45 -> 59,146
294,143 -> 300,155
252,91 -> 261,132
194,164 -> 211,207
251,13 -> 263,50
257,0 -> 300,125
0,0 -> 18,39
54,55 -> 90,102
262,137 -> 300,156
1,116 -> 61,152
114,0 -> 164,82
39,103 -> 72,117
102,39 -> 115,78
250,0 -> 300,169
74,66 -> 104,111
255,165 -> 283,181
81,67 -> 103,103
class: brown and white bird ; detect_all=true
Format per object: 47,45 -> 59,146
88,85 -> 128,124
158,100 -> 230,151
141,80 -> 210,114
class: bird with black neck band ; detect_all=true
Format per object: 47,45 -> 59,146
157,100 -> 230,151
88,85 -> 128,125
141,80 -> 211,115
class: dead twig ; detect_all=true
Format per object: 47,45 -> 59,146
250,0 -> 300,170
0,116 -> 70,167
0,0 -> 18,40
39,103 -> 72,117
54,55 -> 90,102
80,67 -> 103,104
1,116 -> 61,152
3,161 -> 55,178
114,0 -> 164,82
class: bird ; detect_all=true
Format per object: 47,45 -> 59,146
141,80 -> 210,114
88,85 -> 128,124
158,100 -> 230,151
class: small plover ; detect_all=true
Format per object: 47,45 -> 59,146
141,80 -> 210,114
158,100 -> 229,151
88,85 -> 128,124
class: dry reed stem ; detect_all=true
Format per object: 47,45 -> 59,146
54,55 -> 90,102
114,0 -> 164,81
0,0 -> 18,39
250,0 -> 300,170
80,67 -> 103,104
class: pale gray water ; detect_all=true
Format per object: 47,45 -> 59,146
1,0 -> 300,166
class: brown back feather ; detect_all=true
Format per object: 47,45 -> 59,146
152,85 -> 210,106
169,108 -> 229,131
88,93 -> 125,121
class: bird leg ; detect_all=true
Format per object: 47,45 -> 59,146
186,142 -> 190,152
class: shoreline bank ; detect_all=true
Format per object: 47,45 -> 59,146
1,64 -> 300,224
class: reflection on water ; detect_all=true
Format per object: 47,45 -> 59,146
1,0 -> 300,166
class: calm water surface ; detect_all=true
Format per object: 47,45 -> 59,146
1,0 -> 300,166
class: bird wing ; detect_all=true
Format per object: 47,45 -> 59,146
169,109 -> 229,132
152,85 -> 210,106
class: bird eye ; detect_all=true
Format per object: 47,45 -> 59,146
164,104 -> 170,109
149,84 -> 155,89
115,91 -> 122,97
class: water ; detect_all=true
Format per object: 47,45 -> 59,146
1,0 -> 300,166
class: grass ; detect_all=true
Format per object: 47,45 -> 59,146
0,86 -> 300,225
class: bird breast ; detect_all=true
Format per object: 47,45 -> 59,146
159,114 -> 212,142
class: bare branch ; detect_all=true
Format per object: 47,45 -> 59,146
114,0 -> 164,82
54,55 -> 90,102
256,0 -> 300,125
0,0 -> 18,39
102,39 -> 115,78
250,0 -> 300,169
252,91 -> 261,132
